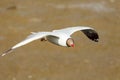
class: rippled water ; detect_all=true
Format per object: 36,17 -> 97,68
0,0 -> 120,80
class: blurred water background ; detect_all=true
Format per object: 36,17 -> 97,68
0,0 -> 120,80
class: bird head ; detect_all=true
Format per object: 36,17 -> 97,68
66,38 -> 75,47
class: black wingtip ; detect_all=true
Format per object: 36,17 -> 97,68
94,39 -> 99,42
81,29 -> 99,42
1,48 -> 13,56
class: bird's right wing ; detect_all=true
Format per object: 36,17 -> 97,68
1,32 -> 55,56
53,26 -> 93,35
53,26 -> 99,42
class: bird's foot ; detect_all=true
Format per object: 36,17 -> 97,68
40,37 -> 47,41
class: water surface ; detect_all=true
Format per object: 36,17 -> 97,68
0,0 -> 120,80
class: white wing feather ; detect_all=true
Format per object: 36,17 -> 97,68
1,32 -> 57,56
12,32 -> 52,49
53,26 -> 93,35
1,32 -> 56,56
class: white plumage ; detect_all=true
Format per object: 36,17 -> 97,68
1,26 -> 99,56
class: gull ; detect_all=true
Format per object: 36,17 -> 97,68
1,26 -> 99,56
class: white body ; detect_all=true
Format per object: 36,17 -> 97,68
47,32 -> 71,46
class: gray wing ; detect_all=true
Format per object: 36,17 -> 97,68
53,26 -> 99,42
1,32 -> 56,56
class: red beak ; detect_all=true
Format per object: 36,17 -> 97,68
71,44 -> 74,47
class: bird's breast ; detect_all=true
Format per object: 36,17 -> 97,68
47,34 -> 70,47
47,35 -> 60,46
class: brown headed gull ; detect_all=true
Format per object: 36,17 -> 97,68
1,26 -> 99,56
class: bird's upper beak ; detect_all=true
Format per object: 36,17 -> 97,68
71,44 -> 74,47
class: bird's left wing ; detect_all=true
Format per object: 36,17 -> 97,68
53,26 -> 99,42
1,32 -> 54,56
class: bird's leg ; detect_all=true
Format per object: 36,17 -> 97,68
40,37 -> 47,41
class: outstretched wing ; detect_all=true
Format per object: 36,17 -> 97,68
1,32 -> 55,56
53,26 -> 99,42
